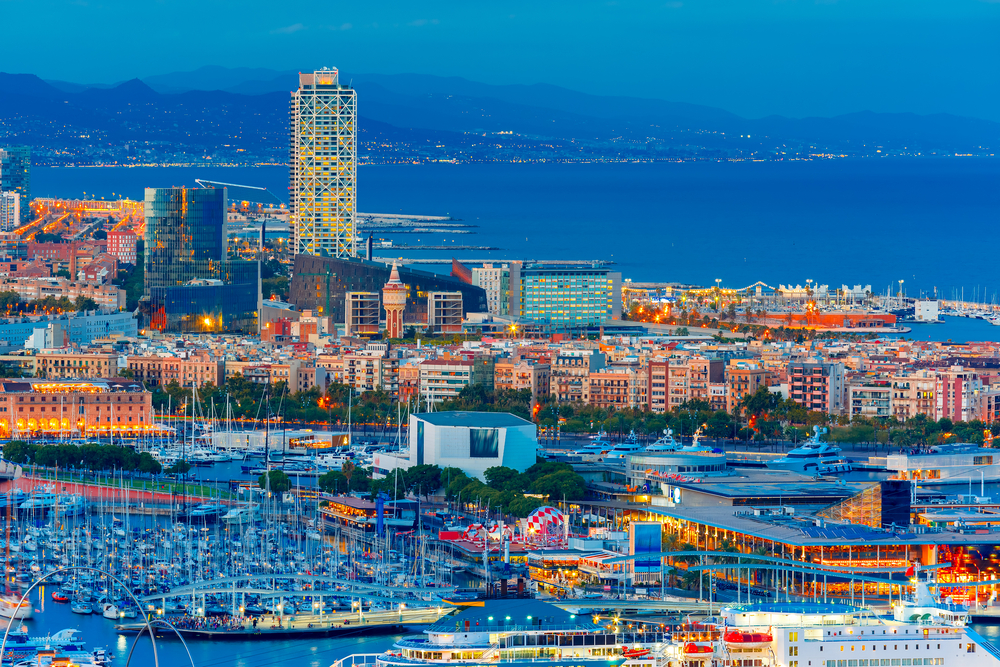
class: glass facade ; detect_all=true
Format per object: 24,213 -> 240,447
143,187 -> 259,333
0,146 -> 31,224
144,187 -> 226,290
149,283 -> 258,334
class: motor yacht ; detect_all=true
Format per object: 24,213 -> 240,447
221,505 -> 260,525
767,426 -> 851,474
643,429 -> 681,453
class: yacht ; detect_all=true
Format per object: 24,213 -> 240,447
571,437 -> 614,462
221,505 -> 260,525
18,489 -> 57,513
643,429 -> 681,453
676,426 -> 717,453
767,426 -> 851,474
601,439 -> 645,463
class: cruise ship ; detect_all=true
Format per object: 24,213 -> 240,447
332,582 -> 1000,667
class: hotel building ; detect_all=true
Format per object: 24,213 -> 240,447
289,69 -> 357,258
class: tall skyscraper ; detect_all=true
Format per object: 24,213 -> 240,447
142,186 -> 259,333
0,146 -> 31,224
289,68 -> 357,258
144,187 -> 227,290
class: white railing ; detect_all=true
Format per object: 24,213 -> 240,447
331,654 -> 382,667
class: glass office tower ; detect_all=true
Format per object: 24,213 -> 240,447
142,186 -> 259,333
0,146 -> 31,224
289,68 -> 357,258
144,187 -> 226,290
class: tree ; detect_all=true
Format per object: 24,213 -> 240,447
92,230 -> 107,240
341,460 -> 356,486
318,470 -> 348,494
74,296 -> 98,311
530,471 -> 586,500
137,452 -> 162,475
2,441 -> 34,464
484,466 -> 521,491
258,469 -> 291,494
166,460 -> 192,475
406,464 -> 442,497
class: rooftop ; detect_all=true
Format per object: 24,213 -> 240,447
414,412 -> 533,428
430,598 -> 597,632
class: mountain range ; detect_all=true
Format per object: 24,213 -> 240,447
1,66 -> 996,162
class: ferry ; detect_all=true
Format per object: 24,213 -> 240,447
332,582 -> 1000,667
887,443 -> 1000,486
767,427 -> 851,474
334,598 -> 666,667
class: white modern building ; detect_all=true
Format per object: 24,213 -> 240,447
372,411 -> 537,481
289,68 -> 357,258
471,263 -> 509,315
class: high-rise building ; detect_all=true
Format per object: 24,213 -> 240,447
144,187 -> 227,290
471,263 -> 509,315
0,191 -> 19,232
142,186 -> 259,333
0,147 -> 30,224
509,261 -> 621,327
382,262 -> 407,339
289,68 -> 357,258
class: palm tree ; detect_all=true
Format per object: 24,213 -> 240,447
341,460 -> 356,489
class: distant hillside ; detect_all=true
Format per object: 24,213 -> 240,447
1,68 -> 996,165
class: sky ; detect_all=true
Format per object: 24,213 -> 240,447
6,0 -> 1000,121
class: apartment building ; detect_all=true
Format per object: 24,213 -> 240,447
848,384 -> 892,418
689,357 -> 724,403
550,351 -> 606,403
787,362 -> 846,414
36,351 -> 119,379
586,368 -> 645,410
344,352 -> 399,396
647,359 -> 668,413
419,359 -> 475,404
127,352 -> 224,387
934,366 -> 983,423
726,363 -> 767,413
890,371 -> 936,420
493,359 -> 550,401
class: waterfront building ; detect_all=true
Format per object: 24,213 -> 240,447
382,262 -> 406,339
788,361 -> 846,414
289,68 -> 357,258
127,351 -> 224,387
224,359 -> 325,391
0,147 -> 30,224
372,411 -> 536,480
586,366 -> 645,410
427,291 -> 463,333
143,186 -> 259,333
345,291 -> 380,336
107,230 -> 137,265
690,356 -> 724,402
891,371 -> 936,419
289,254 -> 486,322
419,358 -> 475,404
0,378 -> 151,437
509,261 -> 621,327
0,191 -> 19,231
35,352 -> 119,380
471,263 -> 509,315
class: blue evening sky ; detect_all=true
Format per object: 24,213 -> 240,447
7,0 -> 1000,121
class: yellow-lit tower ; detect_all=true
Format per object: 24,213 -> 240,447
382,262 -> 407,339
289,68 -> 357,257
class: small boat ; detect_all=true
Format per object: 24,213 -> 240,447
51,591 -> 69,603
724,630 -> 773,648
622,648 -> 650,658
71,602 -> 92,615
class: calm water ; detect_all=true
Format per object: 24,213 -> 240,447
33,158 -> 1000,307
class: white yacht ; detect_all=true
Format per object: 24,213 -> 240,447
222,505 -> 260,525
601,433 -> 645,463
571,437 -> 614,462
643,429 -> 681,453
0,594 -> 33,619
767,426 -> 851,474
